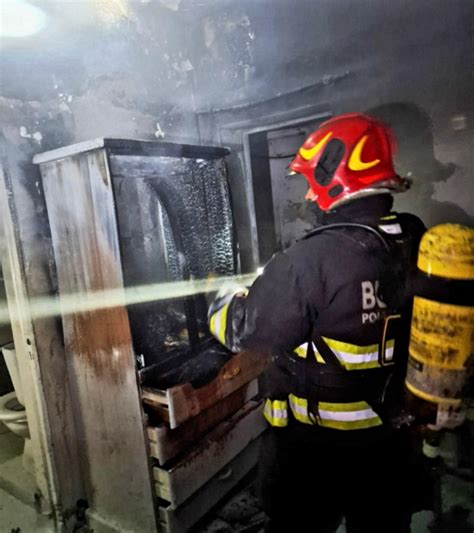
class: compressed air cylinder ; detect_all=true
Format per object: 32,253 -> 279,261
405,224 -> 474,428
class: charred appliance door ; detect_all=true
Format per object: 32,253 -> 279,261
109,143 -> 235,372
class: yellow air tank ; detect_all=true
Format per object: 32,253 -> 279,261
405,224 -> 474,429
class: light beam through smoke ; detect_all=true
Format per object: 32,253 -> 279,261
0,273 -> 259,326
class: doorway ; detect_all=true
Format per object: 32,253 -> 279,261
246,114 -> 329,264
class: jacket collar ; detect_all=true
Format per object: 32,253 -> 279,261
322,194 -> 394,225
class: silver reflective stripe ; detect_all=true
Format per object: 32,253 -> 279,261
318,408 -> 378,421
332,349 -> 379,364
378,223 -> 402,234
322,337 -> 395,370
288,395 -> 313,424
294,342 -> 324,363
289,400 -> 308,418
263,399 -> 288,427
264,404 -> 287,419
294,342 -> 309,358
209,303 -> 230,345
288,394 -> 383,429
211,309 -> 222,339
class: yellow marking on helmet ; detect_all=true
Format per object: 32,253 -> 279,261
299,132 -> 333,161
348,135 -> 380,171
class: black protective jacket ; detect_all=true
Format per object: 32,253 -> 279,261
209,194 -> 425,434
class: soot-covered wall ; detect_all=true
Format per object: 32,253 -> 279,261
0,1 -> 204,351
1,1 -> 200,155
189,0 -> 473,269
1,0 -> 472,274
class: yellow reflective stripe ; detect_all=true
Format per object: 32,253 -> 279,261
288,394 -> 313,425
318,407 -> 377,421
288,394 -> 383,430
314,347 -> 325,364
289,394 -> 307,408
218,304 -> 229,344
209,312 -> 218,338
317,401 -> 370,412
380,215 -> 397,221
323,337 -> 379,354
263,399 -> 288,427
344,361 -> 380,370
270,418 -> 288,428
294,336 -> 396,370
318,417 -> 382,430
271,399 -> 287,410
209,309 -> 221,338
294,343 -> 308,358
294,342 -> 326,363
209,303 -> 230,345
322,337 -> 395,370
317,402 -> 382,429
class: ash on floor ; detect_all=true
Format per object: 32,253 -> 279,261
194,480 -> 264,533
195,470 -> 473,533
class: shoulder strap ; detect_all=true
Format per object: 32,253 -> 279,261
302,222 -> 392,370
302,223 -> 390,252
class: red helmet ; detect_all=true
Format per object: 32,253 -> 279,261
289,113 -> 408,211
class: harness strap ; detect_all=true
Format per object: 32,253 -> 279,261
302,222 -> 390,252
301,337 -> 394,419
313,336 -> 345,369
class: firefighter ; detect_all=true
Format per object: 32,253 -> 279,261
208,113 -> 426,532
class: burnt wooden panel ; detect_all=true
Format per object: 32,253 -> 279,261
39,149 -> 157,531
158,437 -> 260,533
154,400 -> 265,507
142,350 -> 269,428
1,145 -> 86,519
148,379 -> 258,464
